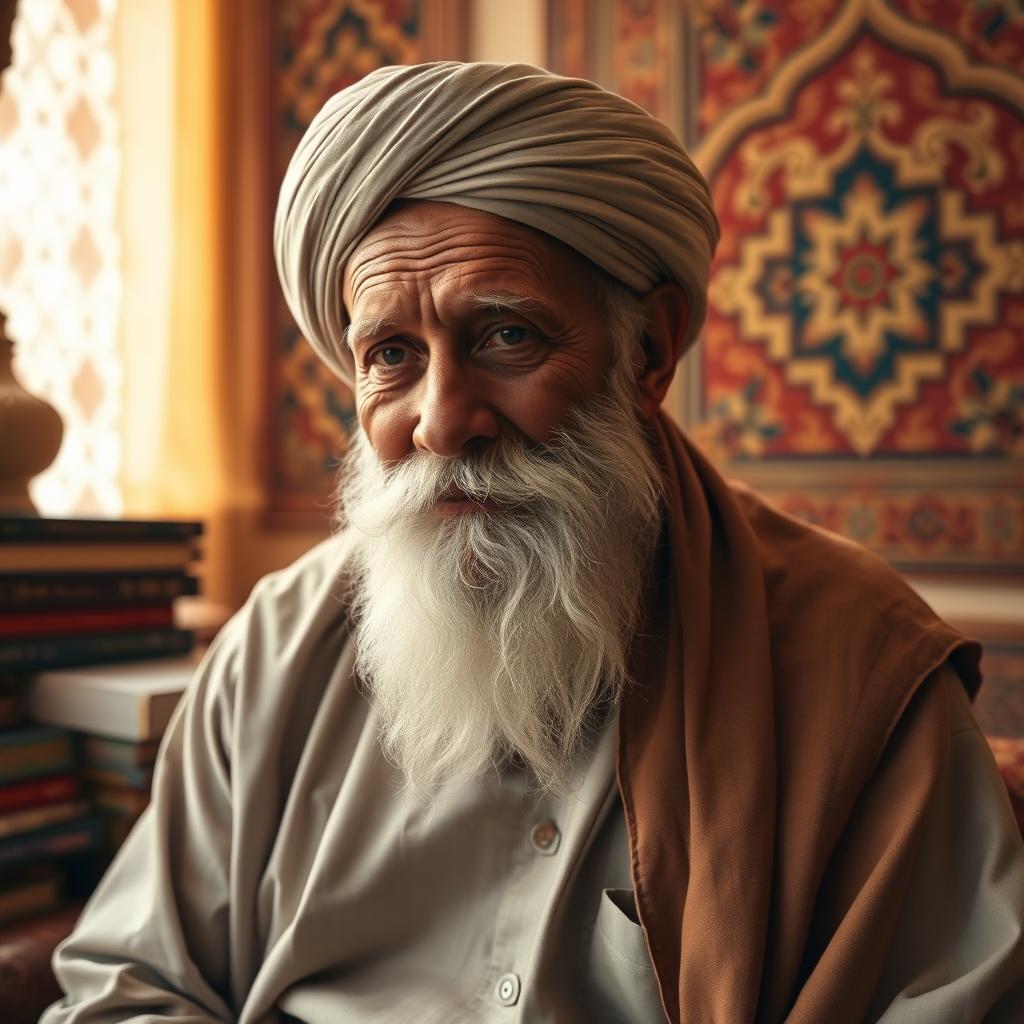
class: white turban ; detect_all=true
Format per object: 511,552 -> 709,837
274,61 -> 719,382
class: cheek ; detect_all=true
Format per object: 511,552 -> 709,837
356,390 -> 416,461
495,358 -> 607,443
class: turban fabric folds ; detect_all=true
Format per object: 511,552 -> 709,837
274,61 -> 720,383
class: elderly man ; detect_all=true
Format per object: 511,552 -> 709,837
44,62 -> 1024,1023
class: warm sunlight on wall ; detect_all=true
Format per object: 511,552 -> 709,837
0,0 -> 122,515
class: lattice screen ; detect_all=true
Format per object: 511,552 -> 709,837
0,0 -> 121,515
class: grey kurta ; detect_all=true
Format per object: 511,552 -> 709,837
41,536 -> 1024,1023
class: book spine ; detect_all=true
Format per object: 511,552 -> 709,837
0,518 -> 202,543
0,815 -> 102,867
0,799 -> 89,839
82,763 -> 154,790
0,873 -> 62,926
0,738 -> 76,786
80,736 -> 160,768
0,572 -> 199,611
2,541 -> 197,573
0,774 -> 80,814
0,724 -> 70,749
0,628 -> 194,673
88,785 -> 149,816
0,605 -> 175,638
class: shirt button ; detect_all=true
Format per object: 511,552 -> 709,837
495,972 -> 521,1006
530,819 -> 560,855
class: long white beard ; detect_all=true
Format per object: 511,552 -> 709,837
336,369 -> 663,794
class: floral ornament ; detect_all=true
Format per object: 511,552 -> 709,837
698,0 -> 778,73
950,366 -> 1024,455
703,376 -> 783,459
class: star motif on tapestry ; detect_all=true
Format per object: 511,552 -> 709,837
711,140 -> 1021,455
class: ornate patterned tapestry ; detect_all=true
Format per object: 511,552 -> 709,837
268,0 -> 465,523
549,0 -> 1024,576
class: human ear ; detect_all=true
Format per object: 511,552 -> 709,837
636,284 -> 690,416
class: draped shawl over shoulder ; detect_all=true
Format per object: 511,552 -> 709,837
621,411 -> 982,1023
273,61 -> 719,383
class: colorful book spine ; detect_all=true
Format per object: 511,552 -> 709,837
0,867 -> 62,926
0,815 -> 102,867
0,728 -> 75,786
88,784 -> 150,817
0,517 -> 202,543
0,799 -> 90,839
0,571 -> 198,612
0,773 -> 80,815
0,604 -> 175,638
80,735 -> 160,769
0,627 -> 193,673
82,763 -> 154,791
0,541 -> 197,573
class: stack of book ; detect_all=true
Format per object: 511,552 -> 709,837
30,656 -> 197,854
0,724 -> 94,924
0,516 -> 202,924
0,516 -> 202,679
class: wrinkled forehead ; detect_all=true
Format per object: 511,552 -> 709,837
341,199 -> 606,317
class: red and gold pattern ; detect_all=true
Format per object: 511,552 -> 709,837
547,0 -> 687,139
695,0 -> 843,137
547,0 -> 590,80
550,0 -> 1024,573
702,38 -> 1024,459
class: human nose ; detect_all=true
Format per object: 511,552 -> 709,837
411,356 -> 499,458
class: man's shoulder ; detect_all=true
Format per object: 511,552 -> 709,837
731,482 -> 905,599
243,530 -> 357,622
733,482 -> 930,623
203,531 -> 359,702
730,482 -> 980,699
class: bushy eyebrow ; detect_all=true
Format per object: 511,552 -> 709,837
466,290 -> 549,317
343,289 -> 556,351
343,310 -> 401,351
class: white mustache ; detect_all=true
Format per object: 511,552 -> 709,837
342,403 -> 642,538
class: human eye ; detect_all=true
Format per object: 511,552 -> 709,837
367,342 -> 409,369
481,325 -> 539,349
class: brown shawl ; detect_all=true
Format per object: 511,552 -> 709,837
619,411 -> 981,1023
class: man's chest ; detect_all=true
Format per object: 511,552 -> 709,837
237,709 -> 662,1023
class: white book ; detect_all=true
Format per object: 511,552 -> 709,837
27,655 -> 200,741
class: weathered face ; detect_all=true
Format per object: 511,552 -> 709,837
341,200 -> 618,466
338,203 -> 671,791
